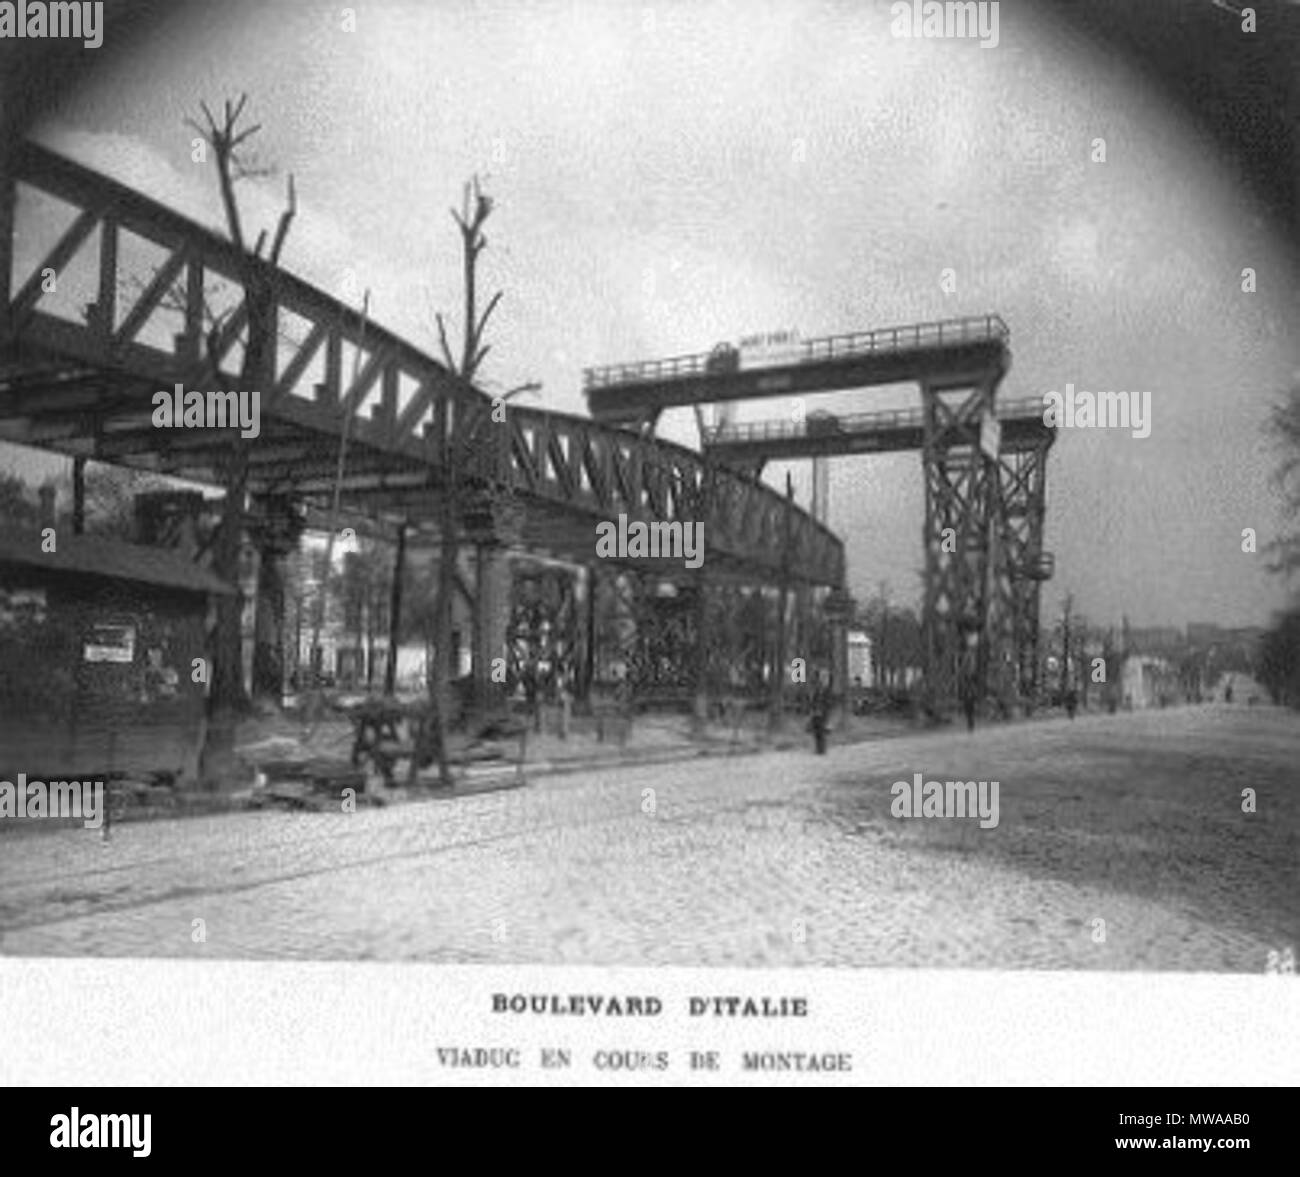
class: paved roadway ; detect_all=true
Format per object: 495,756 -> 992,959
1,706 -> 1295,970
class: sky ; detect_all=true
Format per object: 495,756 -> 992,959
6,0 -> 1300,629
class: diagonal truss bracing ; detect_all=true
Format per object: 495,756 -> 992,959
0,141 -> 843,588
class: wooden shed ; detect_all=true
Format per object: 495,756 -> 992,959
0,527 -> 234,783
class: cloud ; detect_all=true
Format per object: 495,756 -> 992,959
34,121 -> 368,306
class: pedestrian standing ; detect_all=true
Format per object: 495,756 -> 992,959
810,671 -> 830,754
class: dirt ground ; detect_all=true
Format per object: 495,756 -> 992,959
1,704 -> 1295,970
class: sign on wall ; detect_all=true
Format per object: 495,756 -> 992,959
84,623 -> 136,664
737,328 -> 802,370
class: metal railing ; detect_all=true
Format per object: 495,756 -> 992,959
583,314 -> 1009,390
583,350 -> 714,389
702,395 -> 1043,445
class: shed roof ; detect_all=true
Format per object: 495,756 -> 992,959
0,528 -> 236,596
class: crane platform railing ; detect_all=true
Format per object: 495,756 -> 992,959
701,394 -> 1044,446
583,314 -> 1010,391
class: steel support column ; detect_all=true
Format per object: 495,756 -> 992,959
993,434 -> 1053,706
920,375 -> 1003,712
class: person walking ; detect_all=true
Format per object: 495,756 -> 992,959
810,670 -> 831,754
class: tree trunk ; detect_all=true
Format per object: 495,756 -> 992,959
72,457 -> 85,535
252,543 -> 285,701
428,486 -> 457,787
200,447 -> 247,787
210,447 -> 247,713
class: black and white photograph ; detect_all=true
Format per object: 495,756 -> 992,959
0,0 -> 1298,1100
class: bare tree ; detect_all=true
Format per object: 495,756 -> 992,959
436,179 -> 501,383
419,177 -> 540,785
186,94 -> 297,778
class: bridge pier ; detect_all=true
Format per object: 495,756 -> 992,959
505,560 -> 582,724
599,568 -> 641,710
994,435 -> 1053,708
584,567 -> 735,716
920,372 -> 1005,715
473,542 -> 512,713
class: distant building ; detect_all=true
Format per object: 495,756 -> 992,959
846,629 -> 874,687
1120,654 -> 1176,709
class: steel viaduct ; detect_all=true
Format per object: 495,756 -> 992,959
2,142 -> 1052,716
0,142 -> 845,714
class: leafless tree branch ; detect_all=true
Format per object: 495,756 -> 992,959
435,312 -> 455,372
268,174 -> 297,264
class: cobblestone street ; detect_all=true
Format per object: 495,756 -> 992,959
2,706 -> 1296,970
